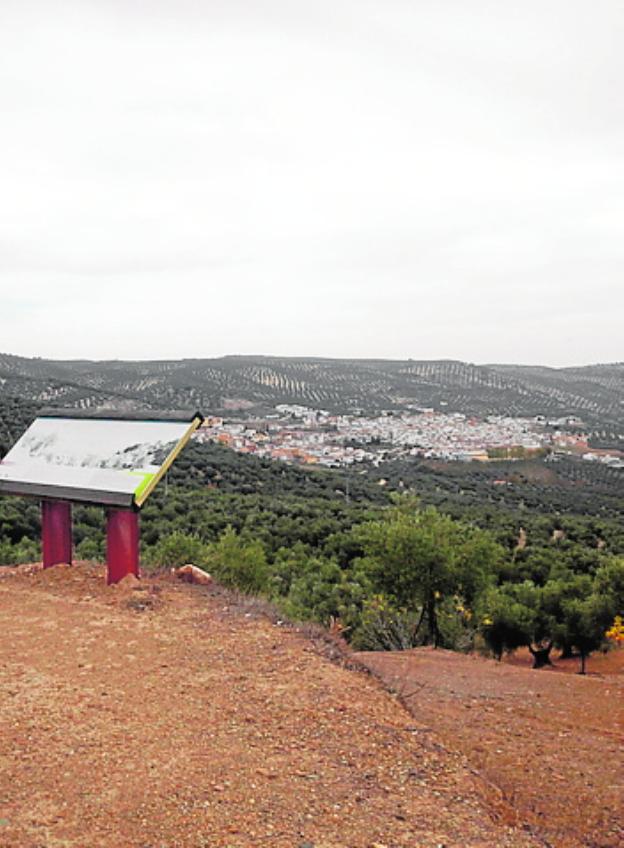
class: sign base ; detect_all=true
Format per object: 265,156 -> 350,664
106,508 -> 140,584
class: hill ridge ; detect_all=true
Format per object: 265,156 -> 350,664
1,352 -> 623,439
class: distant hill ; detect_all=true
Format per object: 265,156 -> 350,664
1,352 -> 623,437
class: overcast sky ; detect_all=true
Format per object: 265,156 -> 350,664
0,1 -> 622,366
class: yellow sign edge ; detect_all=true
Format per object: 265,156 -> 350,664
134,415 -> 202,508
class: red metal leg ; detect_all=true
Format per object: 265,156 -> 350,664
106,508 -> 140,584
41,500 -> 72,568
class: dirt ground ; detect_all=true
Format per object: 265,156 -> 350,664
357,646 -> 624,848
0,563 -> 540,848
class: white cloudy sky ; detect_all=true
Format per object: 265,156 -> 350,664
0,1 -> 622,366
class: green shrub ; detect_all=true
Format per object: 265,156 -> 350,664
207,526 -> 269,594
281,556 -> 370,631
76,538 -> 104,562
350,595 -> 422,651
144,531 -> 209,570
436,596 -> 477,652
0,536 -> 40,565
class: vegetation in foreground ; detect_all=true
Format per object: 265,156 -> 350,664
1,440 -> 623,672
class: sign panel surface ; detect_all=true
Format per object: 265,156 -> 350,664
0,416 -> 197,507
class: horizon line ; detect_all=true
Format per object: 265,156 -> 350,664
1,350 -> 621,371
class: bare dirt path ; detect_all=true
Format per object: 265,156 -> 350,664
0,564 -> 539,848
356,647 -> 624,848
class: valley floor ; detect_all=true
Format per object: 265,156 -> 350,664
0,563 -> 538,848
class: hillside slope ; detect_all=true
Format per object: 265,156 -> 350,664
0,563 -> 540,848
359,647 -> 624,848
1,352 -> 623,433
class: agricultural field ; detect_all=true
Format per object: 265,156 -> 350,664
1,353 -> 623,440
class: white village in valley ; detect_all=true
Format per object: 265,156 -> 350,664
194,406 -> 623,469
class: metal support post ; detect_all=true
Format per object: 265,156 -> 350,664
106,508 -> 140,584
41,500 -> 73,568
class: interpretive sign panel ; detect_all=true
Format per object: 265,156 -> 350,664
0,409 -> 203,508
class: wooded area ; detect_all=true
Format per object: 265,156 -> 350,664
2,427 -> 623,672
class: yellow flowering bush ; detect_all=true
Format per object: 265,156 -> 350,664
605,615 -> 624,643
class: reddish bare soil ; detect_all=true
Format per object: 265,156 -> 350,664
0,563 -> 539,848
357,647 -> 624,848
